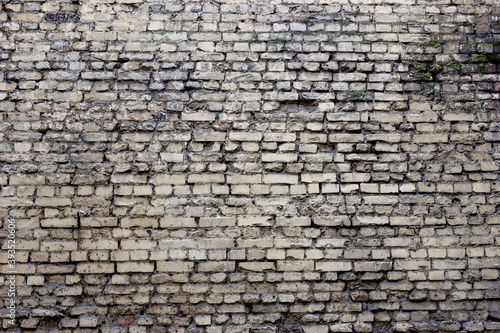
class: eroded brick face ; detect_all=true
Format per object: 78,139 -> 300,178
1,0 -> 500,332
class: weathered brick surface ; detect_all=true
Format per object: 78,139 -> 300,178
0,0 -> 499,332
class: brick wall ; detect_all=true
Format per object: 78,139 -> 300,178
1,0 -> 500,332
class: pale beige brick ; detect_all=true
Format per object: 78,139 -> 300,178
262,153 -> 297,162
413,134 -> 448,143
341,173 -> 370,182
329,134 -> 364,143
160,217 -> 196,228
277,260 -> 314,271
121,132 -> 153,142
157,261 -> 194,273
198,261 -> 235,272
199,217 -> 236,227
77,263 -> 114,274
181,112 -> 216,122
121,239 -> 156,250
300,133 -> 327,143
389,216 -> 423,226
354,262 -> 392,272
353,216 -> 389,226
237,239 -> 274,248
239,262 -> 276,272
263,174 -> 298,184
81,240 -> 118,250
9,175 -> 45,185
238,216 -> 273,226
187,174 -> 225,183
227,175 -> 262,184
229,132 -> 262,141
40,218 -> 77,228
313,216 -> 350,227
264,133 -> 296,142
316,262 -> 352,272
301,173 -> 337,183
151,174 -> 186,185
79,217 -> 117,228
121,217 -> 158,228
316,239 -> 347,248
35,197 -> 72,207
110,174 -> 147,184
117,262 -> 154,272
276,217 -> 311,227
194,131 -> 226,141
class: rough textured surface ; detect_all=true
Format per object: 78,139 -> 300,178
0,0 -> 500,332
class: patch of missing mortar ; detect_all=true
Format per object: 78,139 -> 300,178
45,13 -> 80,23
277,314 -> 303,333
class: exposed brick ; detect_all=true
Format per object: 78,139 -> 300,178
2,2 -> 498,331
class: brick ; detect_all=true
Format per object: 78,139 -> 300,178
229,132 -> 262,141
366,134 -> 402,143
329,134 -> 364,143
111,174 -> 147,184
389,217 -> 423,226
194,131 -> 226,142
276,217 -> 311,227
160,217 -> 196,228
263,174 -> 298,184
238,216 -> 273,227
277,261 -> 314,271
262,153 -> 297,162
316,262 -> 352,272
227,175 -> 262,184
121,217 -> 158,228
330,324 -> 353,332
159,239 -> 197,249
79,317 -> 99,328
151,174 -> 186,185
81,217 -> 117,228
316,239 -> 347,247
157,261 -> 194,273
301,173 -> 337,183
354,262 -> 392,272
121,132 -> 153,142
239,262 -> 276,272
41,241 -> 77,252
84,92 -> 118,101
40,218 -> 77,228
187,174 -> 225,183
300,133 -> 327,143
264,133 -> 296,142
117,262 -> 154,273
181,112 -> 217,122
199,217 -> 236,227
341,173 -> 370,182
303,326 -> 328,333
394,260 -> 430,271
313,216 -> 350,226
35,198 -> 72,207
353,216 -> 389,226
327,112 -> 360,122
158,133 -> 191,142
81,239 -> 118,250
413,134 -> 448,143
9,175 -> 45,185
77,263 -> 114,274
486,216 -> 500,225
198,261 -> 235,272
197,238 -> 235,249
416,282 -> 452,290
